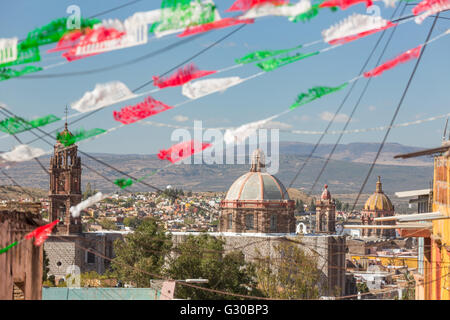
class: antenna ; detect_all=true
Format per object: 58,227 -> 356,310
443,117 -> 448,141
64,105 -> 69,130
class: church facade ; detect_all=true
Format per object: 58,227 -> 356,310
44,123 -> 124,282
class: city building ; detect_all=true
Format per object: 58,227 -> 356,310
361,177 -> 396,238
394,137 -> 450,300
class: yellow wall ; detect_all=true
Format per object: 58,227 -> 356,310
351,255 -> 418,269
430,156 -> 450,300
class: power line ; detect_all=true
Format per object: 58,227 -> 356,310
351,13 -> 441,212
87,0 -> 146,19
282,3 -> 404,197
18,32 -> 208,79
308,2 -> 409,196
17,0 -> 146,42
0,110 -> 50,176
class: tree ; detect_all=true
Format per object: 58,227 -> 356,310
165,234 -> 260,299
296,199 -> 305,213
111,218 -> 172,287
309,199 -> 316,212
83,182 -> 93,200
335,199 -> 343,211
98,218 -> 119,231
356,282 -> 369,293
123,216 -> 142,230
254,242 -> 321,299
43,249 -> 50,282
343,203 -> 350,212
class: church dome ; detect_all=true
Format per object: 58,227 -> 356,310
364,176 -> 394,211
224,149 -> 290,201
225,171 -> 290,201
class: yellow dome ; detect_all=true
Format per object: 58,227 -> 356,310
364,176 -> 394,211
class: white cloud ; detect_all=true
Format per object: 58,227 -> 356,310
173,115 -> 189,122
293,115 -> 311,122
319,111 -> 351,123
260,121 -> 293,130
368,105 -> 376,111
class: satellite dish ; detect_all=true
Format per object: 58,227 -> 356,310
166,185 -> 172,189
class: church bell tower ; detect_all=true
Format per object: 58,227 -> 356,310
49,120 -> 82,234
315,184 -> 336,234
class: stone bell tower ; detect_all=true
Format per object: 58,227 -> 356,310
315,184 -> 336,234
49,120 -> 82,234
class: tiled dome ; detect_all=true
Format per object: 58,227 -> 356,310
225,149 -> 290,201
364,176 -> 394,211
225,171 -> 290,201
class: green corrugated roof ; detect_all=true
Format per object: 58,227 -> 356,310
42,287 -> 161,300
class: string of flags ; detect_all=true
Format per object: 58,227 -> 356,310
70,192 -> 105,218
56,128 -> 107,147
364,45 -> 422,77
113,96 -> 174,125
158,139 -> 212,163
0,220 -> 59,255
0,0 -> 448,191
322,13 -> 397,45
0,0 -> 438,80
0,114 -> 60,135
142,110 -> 450,135
153,63 -> 217,89
1,27 -> 448,167
238,0 -> 312,19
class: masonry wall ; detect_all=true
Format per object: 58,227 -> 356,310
44,233 -> 123,281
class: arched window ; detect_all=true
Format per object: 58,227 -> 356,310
270,214 -> 277,232
245,214 -> 254,230
227,213 -> 233,229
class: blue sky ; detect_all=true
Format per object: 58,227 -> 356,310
0,0 -> 449,155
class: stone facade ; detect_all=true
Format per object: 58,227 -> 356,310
44,232 -> 125,282
0,210 -> 44,300
219,203 -> 296,233
171,232 -> 346,297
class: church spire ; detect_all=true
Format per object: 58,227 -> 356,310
250,149 -> 265,172
376,176 -> 383,193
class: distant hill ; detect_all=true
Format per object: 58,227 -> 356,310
0,185 -> 47,200
278,142 -> 432,166
287,188 -> 314,204
0,141 -> 433,200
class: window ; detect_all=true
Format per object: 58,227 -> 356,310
270,215 -> 277,232
245,214 -> 254,230
86,251 -> 95,264
227,213 -> 233,229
